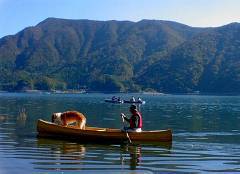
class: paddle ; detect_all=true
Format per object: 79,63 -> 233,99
121,114 -> 132,144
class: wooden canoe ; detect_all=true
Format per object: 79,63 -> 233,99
37,119 -> 172,143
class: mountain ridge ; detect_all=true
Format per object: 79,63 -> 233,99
0,18 -> 240,93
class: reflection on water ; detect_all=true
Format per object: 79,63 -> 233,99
36,138 -> 87,170
0,93 -> 240,173
35,138 -> 171,172
16,108 -> 27,127
122,144 -> 142,170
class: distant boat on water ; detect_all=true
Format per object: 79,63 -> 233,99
105,96 -> 146,104
52,89 -> 86,94
104,98 -> 124,104
123,100 -> 146,104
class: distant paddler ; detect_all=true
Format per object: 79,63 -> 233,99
112,96 -> 117,101
130,96 -> 136,102
121,105 -> 143,132
137,97 -> 142,102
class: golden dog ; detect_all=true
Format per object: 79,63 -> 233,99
51,111 -> 86,129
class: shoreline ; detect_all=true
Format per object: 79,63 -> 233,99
1,90 -> 240,96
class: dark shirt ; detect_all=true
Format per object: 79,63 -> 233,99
124,114 -> 140,128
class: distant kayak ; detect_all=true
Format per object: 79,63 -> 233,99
123,100 -> 146,104
104,99 -> 123,104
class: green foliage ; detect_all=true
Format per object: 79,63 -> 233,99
89,75 -> 125,92
34,76 -> 66,90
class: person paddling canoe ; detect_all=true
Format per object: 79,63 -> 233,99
121,105 -> 142,132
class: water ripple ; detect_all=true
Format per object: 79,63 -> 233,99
1,93 -> 240,173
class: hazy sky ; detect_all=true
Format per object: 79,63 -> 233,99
0,0 -> 240,38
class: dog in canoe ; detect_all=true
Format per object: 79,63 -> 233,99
51,111 -> 86,129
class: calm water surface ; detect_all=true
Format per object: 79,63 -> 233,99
0,93 -> 240,174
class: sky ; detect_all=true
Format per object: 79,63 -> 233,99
0,0 -> 240,38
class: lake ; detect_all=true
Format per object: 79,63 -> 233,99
0,92 -> 240,174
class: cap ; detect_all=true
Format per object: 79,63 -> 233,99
130,104 -> 137,110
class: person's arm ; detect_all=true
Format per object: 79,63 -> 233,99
121,113 -> 130,122
136,115 -> 140,127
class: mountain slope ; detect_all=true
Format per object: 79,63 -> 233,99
137,23 -> 240,93
1,18 -> 239,93
0,18 -> 203,92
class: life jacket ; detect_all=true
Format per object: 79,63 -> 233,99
129,111 -> 142,129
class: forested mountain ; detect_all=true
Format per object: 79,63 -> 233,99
0,18 -> 239,93
138,23 -> 240,93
